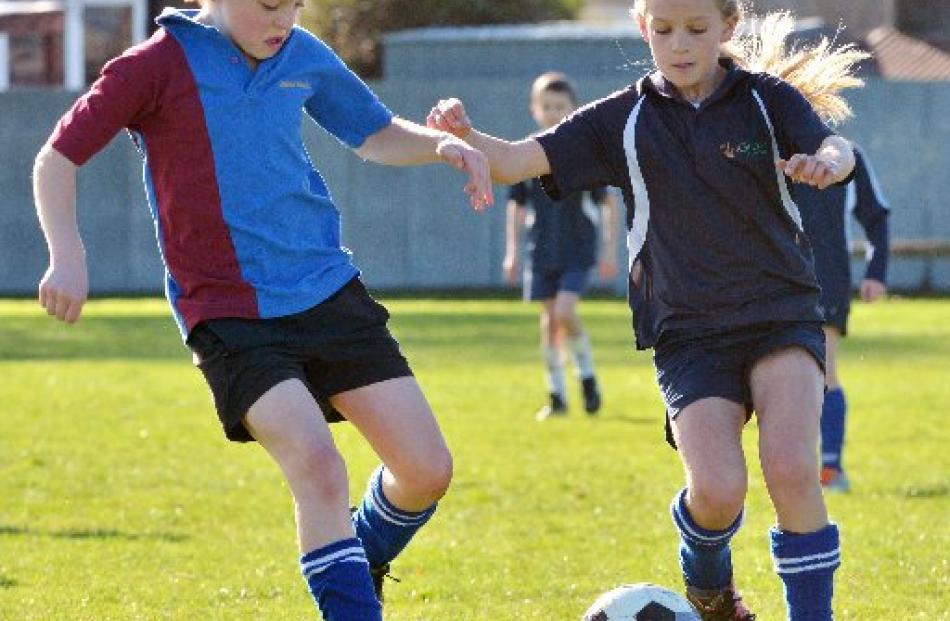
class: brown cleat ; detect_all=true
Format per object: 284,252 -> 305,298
686,584 -> 756,621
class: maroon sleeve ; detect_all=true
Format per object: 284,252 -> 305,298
49,49 -> 159,166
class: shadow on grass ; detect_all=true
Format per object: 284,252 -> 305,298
0,524 -> 189,543
900,484 -> 949,499
0,575 -> 17,589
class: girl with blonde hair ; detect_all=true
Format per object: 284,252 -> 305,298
428,0 -> 867,618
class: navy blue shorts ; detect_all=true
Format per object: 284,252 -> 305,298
821,299 -> 850,335
187,278 -> 412,443
525,266 -> 591,301
653,321 -> 826,448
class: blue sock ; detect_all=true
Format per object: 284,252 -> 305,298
300,538 -> 382,621
670,488 -> 743,590
352,465 -> 437,568
820,388 -> 847,471
771,523 -> 841,621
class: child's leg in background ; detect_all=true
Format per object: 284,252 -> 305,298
752,347 -> 839,621
244,380 -> 381,621
539,298 -> 568,404
820,326 -> 848,481
669,398 -> 749,593
336,377 -> 452,569
552,291 -> 596,381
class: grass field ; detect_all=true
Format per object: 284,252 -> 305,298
0,296 -> 947,620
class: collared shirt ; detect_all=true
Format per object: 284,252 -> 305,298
508,181 -> 608,271
796,146 -> 891,313
51,9 -> 393,337
536,60 -> 835,349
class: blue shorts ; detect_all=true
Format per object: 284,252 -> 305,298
653,322 -> 826,448
525,266 -> 591,301
821,298 -> 850,335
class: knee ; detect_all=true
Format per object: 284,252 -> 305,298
688,474 -> 747,528
762,450 -> 819,498
408,450 -> 454,504
285,441 -> 348,500
552,307 -> 577,331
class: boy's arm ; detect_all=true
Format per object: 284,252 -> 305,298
428,99 -> 551,185
597,191 -> 619,281
355,117 -> 493,211
503,199 -> 526,285
34,144 -> 88,323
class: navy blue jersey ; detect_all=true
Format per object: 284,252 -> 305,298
795,147 -> 890,319
508,181 -> 608,270
536,60 -> 837,349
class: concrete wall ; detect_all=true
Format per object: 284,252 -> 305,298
1,26 -> 948,295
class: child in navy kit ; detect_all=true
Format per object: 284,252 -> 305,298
505,72 -> 619,420
32,0 -> 493,618
428,1 -> 867,618
795,145 -> 890,493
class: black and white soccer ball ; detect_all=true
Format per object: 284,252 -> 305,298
582,583 -> 701,621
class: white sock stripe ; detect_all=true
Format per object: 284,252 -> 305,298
774,556 -> 841,575
773,548 -> 841,568
301,546 -> 367,573
303,556 -> 369,579
673,507 -> 742,544
370,484 -> 432,525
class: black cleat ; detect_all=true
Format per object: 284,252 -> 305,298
581,376 -> 601,414
369,562 -> 399,604
535,393 -> 567,421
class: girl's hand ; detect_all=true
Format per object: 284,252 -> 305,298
436,136 -> 494,212
777,154 -> 841,190
859,278 -> 886,303
502,254 -> 519,285
428,99 -> 473,139
39,256 -> 88,323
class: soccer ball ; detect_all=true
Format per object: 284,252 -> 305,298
582,583 -> 701,621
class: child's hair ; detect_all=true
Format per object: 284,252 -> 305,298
632,0 -> 870,123
531,72 -> 578,105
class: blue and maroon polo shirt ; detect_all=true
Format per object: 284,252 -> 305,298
50,9 -> 393,337
535,59 -> 837,349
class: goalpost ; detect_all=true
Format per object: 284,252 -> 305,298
63,0 -> 147,90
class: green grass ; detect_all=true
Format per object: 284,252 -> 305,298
0,297 -> 947,620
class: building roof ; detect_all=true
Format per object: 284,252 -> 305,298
866,27 -> 950,81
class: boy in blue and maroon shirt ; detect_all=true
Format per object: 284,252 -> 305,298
33,3 -> 492,620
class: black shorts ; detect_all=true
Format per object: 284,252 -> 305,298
821,299 -> 850,335
653,321 -> 826,449
187,278 -> 412,442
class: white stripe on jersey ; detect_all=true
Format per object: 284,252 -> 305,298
623,95 -> 650,272
752,89 -> 804,232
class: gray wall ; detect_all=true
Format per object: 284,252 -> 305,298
2,26 -> 949,295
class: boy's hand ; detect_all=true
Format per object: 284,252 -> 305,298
859,278 -> 886,303
437,136 -> 493,212
428,99 -> 473,139
776,154 -> 841,190
502,254 -> 519,285
598,258 -> 618,281
39,257 -> 88,323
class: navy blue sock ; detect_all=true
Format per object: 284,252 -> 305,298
820,388 -> 847,471
300,538 -> 381,621
670,488 -> 743,590
352,465 -> 437,568
771,523 -> 841,621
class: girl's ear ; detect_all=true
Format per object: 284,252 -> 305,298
720,13 -> 739,43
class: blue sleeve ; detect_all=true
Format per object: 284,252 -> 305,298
851,149 -> 891,283
509,182 -> 528,205
534,89 -> 633,201
755,74 -> 835,159
300,30 -> 393,148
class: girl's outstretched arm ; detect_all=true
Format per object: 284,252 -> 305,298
34,144 -> 88,324
428,98 -> 551,186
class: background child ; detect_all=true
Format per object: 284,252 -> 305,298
427,1 -> 867,619
505,71 -> 619,420
795,144 -> 891,492
32,1 -> 491,620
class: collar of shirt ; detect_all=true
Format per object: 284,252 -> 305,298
642,57 -> 747,110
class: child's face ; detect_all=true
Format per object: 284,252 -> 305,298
530,90 -> 576,130
636,0 -> 737,96
212,0 -> 302,66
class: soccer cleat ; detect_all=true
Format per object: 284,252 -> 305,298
821,466 -> 851,493
535,393 -> 567,421
685,584 -> 756,621
581,376 -> 601,414
369,562 -> 399,604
